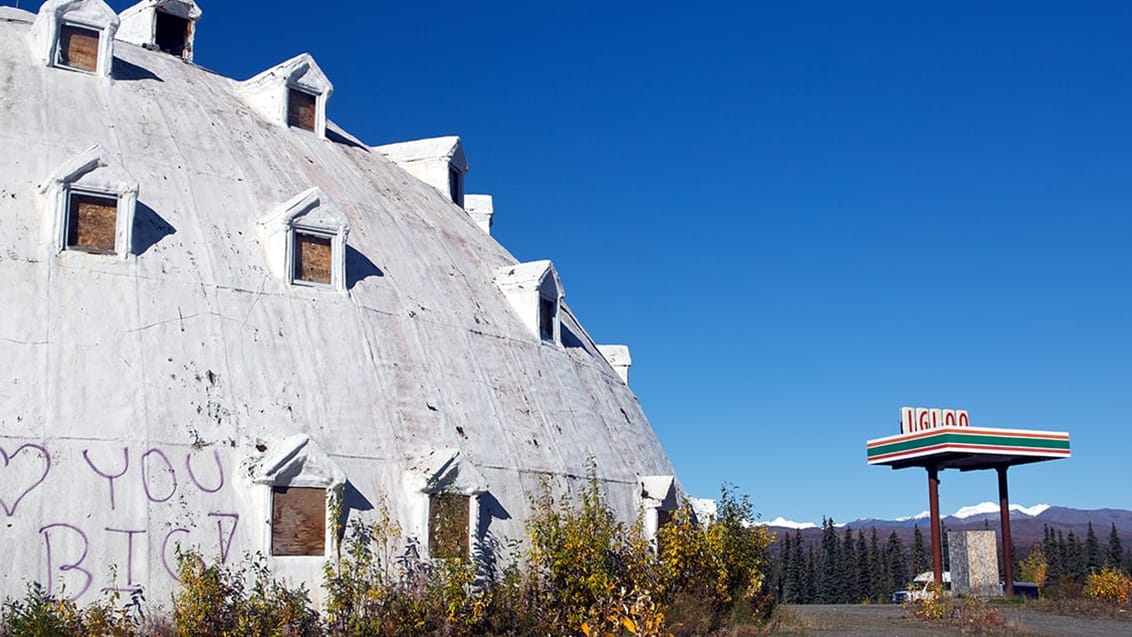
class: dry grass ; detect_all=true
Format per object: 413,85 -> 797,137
1026,596 -> 1132,622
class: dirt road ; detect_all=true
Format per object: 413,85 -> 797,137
773,604 -> 1130,636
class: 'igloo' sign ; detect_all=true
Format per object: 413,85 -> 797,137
900,407 -> 970,434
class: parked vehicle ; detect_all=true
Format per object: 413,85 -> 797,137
892,571 -> 951,603
1004,582 -> 1040,599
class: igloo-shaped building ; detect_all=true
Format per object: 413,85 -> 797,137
0,1 -> 681,604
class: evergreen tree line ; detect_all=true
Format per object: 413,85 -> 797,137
770,519 -> 1132,604
1037,521 -> 1132,584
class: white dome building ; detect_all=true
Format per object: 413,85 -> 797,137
0,1 -> 681,604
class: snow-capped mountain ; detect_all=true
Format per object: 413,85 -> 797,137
765,504 -> 1132,548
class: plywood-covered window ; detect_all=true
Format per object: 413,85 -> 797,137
154,11 -> 190,57
66,191 -> 117,252
271,486 -> 326,556
288,89 -> 317,132
539,297 -> 556,341
428,494 -> 470,560
293,231 -> 332,285
58,24 -> 100,72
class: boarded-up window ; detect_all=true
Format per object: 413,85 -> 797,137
271,486 -> 326,556
429,494 -> 470,560
293,231 -> 332,285
539,297 -> 555,341
154,11 -> 190,57
448,166 -> 462,205
59,25 -> 100,72
288,89 -> 317,131
66,192 -> 117,252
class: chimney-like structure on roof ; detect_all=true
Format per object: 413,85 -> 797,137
598,345 -> 632,384
373,136 -> 468,208
464,194 -> 494,235
118,1 -> 202,62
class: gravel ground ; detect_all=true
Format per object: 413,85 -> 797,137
771,604 -> 1131,636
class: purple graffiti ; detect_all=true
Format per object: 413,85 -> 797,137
40,523 -> 93,601
185,449 -> 225,494
208,513 -> 239,564
102,528 -> 145,593
161,528 -> 190,582
81,448 -> 129,510
0,444 -> 51,517
141,448 -> 178,503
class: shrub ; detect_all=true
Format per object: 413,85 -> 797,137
1083,568 -> 1132,605
524,472 -> 665,636
0,582 -> 143,637
908,587 -> 1013,635
172,550 -> 320,637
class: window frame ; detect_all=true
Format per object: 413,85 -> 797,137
538,295 -> 557,342
55,22 -> 102,74
290,226 -> 335,288
270,485 -> 329,557
427,493 -> 473,561
287,86 -> 319,133
153,9 -> 191,58
63,187 -> 119,254
448,165 -> 464,207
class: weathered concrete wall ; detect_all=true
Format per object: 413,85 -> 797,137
948,530 -> 1001,597
0,6 -> 677,605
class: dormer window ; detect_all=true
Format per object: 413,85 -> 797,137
32,0 -> 120,78
238,54 -> 333,140
288,88 -> 318,132
252,435 -> 345,560
66,190 -> 118,252
406,450 -> 488,561
493,260 -> 564,345
40,145 -> 139,259
640,476 -> 678,551
58,24 -> 100,72
374,136 -> 469,208
259,187 -> 350,292
117,1 -> 202,62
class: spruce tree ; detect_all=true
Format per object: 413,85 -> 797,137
1085,522 -> 1101,574
868,528 -> 885,602
886,530 -> 909,595
803,543 -> 818,603
779,532 -> 796,603
1107,523 -> 1123,570
792,530 -> 806,599
856,530 -> 870,602
1066,530 -> 1085,581
818,518 -> 843,603
842,527 -> 858,603
941,523 -> 950,571
911,524 -> 928,575
1044,526 -> 1063,580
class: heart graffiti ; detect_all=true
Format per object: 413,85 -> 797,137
0,444 -> 52,517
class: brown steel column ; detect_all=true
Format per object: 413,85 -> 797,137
928,465 -> 943,586
998,466 -> 1015,596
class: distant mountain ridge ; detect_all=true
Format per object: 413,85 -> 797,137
763,504 -> 1132,548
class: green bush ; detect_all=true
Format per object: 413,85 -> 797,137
3,477 -> 775,637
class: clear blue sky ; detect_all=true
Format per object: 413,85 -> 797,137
16,1 -> 1131,524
